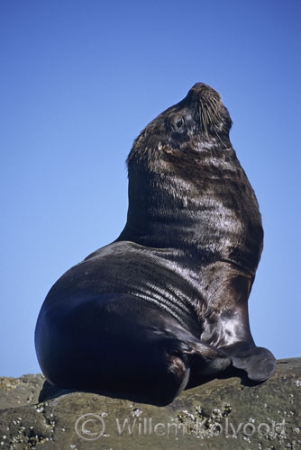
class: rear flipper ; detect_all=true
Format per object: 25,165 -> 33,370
221,343 -> 276,381
184,340 -> 232,388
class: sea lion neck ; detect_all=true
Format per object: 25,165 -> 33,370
117,143 -> 262,267
117,155 -> 208,250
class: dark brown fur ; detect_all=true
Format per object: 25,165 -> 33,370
35,83 -> 276,406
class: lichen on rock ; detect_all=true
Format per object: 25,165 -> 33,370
0,359 -> 300,449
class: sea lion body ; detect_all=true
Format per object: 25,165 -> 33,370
35,83 -> 276,405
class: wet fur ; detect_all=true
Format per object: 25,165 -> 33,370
35,83 -> 276,406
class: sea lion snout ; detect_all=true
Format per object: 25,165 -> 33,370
190,82 -> 221,97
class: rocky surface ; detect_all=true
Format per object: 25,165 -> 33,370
0,358 -> 300,449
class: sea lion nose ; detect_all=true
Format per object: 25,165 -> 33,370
194,82 -> 217,95
191,82 -> 210,92
186,83 -> 218,105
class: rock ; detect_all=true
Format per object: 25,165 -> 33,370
0,374 -> 45,410
0,359 -> 300,449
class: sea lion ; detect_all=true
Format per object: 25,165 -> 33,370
35,82 -> 276,406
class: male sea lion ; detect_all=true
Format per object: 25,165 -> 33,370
35,83 -> 276,406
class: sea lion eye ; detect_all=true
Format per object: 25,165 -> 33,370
176,118 -> 184,128
172,116 -> 185,133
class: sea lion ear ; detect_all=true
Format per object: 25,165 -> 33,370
230,346 -> 277,381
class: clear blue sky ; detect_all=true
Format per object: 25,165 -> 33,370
1,0 -> 300,377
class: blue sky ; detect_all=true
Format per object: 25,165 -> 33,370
0,0 -> 300,377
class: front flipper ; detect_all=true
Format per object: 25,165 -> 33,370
222,343 -> 276,381
199,269 -> 277,383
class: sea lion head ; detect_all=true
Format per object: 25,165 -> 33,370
120,83 -> 242,248
128,82 -> 233,166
